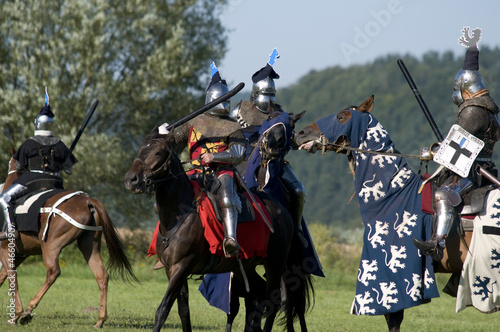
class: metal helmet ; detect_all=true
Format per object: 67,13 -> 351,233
34,88 -> 55,136
250,49 -> 280,113
251,77 -> 276,113
452,69 -> 486,105
34,114 -> 54,132
205,62 -> 230,116
205,81 -> 230,116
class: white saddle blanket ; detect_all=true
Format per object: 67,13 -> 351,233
456,189 -> 500,313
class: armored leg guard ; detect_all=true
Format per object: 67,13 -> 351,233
413,177 -> 466,261
0,183 -> 27,241
219,174 -> 240,257
281,163 -> 308,247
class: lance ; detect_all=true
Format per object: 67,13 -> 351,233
69,100 -> 99,154
397,59 -> 443,141
397,58 -> 500,187
164,82 -> 245,132
233,167 -> 275,233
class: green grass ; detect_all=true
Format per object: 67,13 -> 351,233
1,257 -> 499,332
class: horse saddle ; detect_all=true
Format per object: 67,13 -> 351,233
0,189 -> 65,233
421,174 -> 494,232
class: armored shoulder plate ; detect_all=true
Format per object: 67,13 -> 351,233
188,114 -> 241,138
236,100 -> 270,128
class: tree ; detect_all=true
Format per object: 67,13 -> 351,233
0,0 -> 228,227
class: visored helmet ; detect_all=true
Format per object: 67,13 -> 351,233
250,48 -> 280,113
205,63 -> 230,116
34,88 -> 55,136
251,77 -> 276,113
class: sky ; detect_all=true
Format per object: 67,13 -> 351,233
218,0 -> 500,92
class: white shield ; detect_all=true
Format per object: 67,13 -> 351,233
433,124 -> 484,178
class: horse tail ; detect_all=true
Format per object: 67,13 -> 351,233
280,232 -> 316,330
90,198 -> 138,283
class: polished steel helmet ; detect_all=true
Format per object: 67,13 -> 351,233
251,77 -> 276,113
205,81 -> 230,116
34,114 -> 54,136
452,69 -> 486,105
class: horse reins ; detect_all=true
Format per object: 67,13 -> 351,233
318,135 -> 427,161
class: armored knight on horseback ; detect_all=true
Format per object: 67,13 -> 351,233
230,48 -> 308,246
0,89 -> 77,240
414,27 -> 500,261
159,64 -> 246,257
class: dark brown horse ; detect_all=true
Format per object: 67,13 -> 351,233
0,151 -> 137,328
124,126 -> 312,332
295,96 -> 475,332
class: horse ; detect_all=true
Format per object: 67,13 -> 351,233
0,150 -> 137,328
293,95 -> 495,331
124,126 -> 312,332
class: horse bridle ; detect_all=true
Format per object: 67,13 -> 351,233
134,139 -> 178,197
257,123 -> 287,163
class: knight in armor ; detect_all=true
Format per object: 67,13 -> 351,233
161,63 -> 246,257
229,49 -> 308,247
0,89 -> 77,240
414,27 -> 500,261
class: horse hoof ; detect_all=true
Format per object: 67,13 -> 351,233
94,320 -> 105,328
19,312 -> 33,325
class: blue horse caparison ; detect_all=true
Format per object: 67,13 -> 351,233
311,105 -> 440,315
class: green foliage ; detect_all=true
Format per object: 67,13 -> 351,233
0,0 -> 228,228
282,47 -> 500,229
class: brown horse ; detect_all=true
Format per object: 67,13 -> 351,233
124,126 -> 312,332
0,152 -> 137,328
295,96 -> 476,332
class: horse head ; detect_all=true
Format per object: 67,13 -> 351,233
296,95 -> 374,153
258,110 -> 306,161
124,126 -> 179,195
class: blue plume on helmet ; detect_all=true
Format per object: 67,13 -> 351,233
207,62 -> 227,91
268,47 -> 280,67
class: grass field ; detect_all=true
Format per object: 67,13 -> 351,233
1,253 -> 499,332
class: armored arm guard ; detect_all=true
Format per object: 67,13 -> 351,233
212,143 -> 246,165
212,128 -> 246,164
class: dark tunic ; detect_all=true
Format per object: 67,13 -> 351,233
13,136 -> 77,191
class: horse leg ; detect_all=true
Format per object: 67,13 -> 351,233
0,261 -> 6,286
176,279 -> 192,332
18,246 -> 63,325
384,310 -> 404,332
78,231 -> 109,328
225,280 -> 240,332
0,249 -> 27,325
153,267 -> 191,332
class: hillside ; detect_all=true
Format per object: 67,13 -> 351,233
278,47 -> 500,228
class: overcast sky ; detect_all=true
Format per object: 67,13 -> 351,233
217,0 -> 500,92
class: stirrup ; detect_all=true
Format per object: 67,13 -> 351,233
223,237 -> 240,258
413,238 -> 443,261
